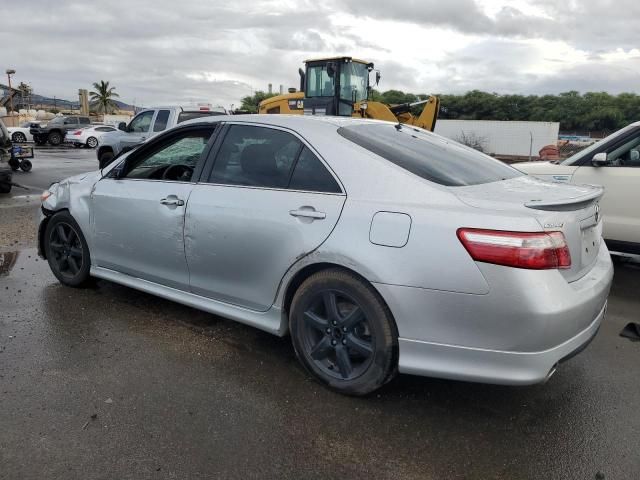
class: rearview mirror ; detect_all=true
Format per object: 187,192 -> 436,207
326,62 -> 336,78
591,152 -> 608,167
118,122 -> 127,131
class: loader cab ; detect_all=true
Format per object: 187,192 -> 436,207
303,57 -> 374,117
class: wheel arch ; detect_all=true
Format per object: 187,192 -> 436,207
279,260 -> 399,342
38,207 -> 70,259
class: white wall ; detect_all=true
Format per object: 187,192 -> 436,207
434,120 -> 560,157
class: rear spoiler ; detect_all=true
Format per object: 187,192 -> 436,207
525,185 -> 604,211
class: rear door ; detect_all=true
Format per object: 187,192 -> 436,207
92,125 -> 217,290
571,128 -> 640,246
185,123 -> 345,311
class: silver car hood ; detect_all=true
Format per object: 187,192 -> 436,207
451,176 -> 602,212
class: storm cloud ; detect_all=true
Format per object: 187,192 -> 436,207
2,0 -> 639,108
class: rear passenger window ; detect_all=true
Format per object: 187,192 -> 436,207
289,147 -> 341,193
153,110 -> 170,132
209,125 -> 301,189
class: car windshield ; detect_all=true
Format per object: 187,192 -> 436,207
561,123 -> 637,165
338,123 -> 523,186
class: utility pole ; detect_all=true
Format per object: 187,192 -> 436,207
5,69 -> 16,115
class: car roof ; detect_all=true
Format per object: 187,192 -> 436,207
179,113 -> 392,133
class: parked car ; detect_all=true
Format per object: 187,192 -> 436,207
39,115 -> 613,395
97,105 -> 227,168
0,119 -> 12,193
30,115 -> 91,146
7,121 -> 43,143
65,125 -> 118,148
516,121 -> 640,255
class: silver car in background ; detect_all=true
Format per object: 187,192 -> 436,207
38,115 -> 613,395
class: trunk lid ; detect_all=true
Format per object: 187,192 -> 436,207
453,176 -> 604,282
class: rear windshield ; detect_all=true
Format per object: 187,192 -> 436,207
338,123 -> 523,186
177,111 -> 226,124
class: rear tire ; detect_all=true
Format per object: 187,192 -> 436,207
44,211 -> 92,287
48,131 -> 63,146
12,132 -> 27,143
289,268 -> 398,396
0,182 -> 11,194
86,136 -> 98,148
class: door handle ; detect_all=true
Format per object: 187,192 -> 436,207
160,197 -> 185,206
289,209 -> 326,220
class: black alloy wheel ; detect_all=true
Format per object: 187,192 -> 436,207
301,290 -> 374,380
49,222 -> 84,279
290,269 -> 398,395
44,212 -> 92,287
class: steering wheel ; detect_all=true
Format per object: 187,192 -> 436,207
162,164 -> 194,181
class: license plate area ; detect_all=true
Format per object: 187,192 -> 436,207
580,220 -> 601,268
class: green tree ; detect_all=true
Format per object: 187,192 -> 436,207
89,80 -> 120,114
240,91 -> 277,113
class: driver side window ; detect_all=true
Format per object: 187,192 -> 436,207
128,111 -> 154,133
125,128 -> 214,181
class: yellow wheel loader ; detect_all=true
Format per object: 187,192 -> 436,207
258,57 -> 440,131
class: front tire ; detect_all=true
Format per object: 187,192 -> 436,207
44,211 -> 92,287
48,131 -> 63,146
290,269 -> 398,396
12,132 -> 27,143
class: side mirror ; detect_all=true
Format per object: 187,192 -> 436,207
631,150 -> 640,162
375,71 -> 381,86
111,160 -> 127,179
118,122 -> 127,131
591,152 -> 608,167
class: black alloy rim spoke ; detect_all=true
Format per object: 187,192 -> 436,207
50,223 -> 83,277
302,290 -> 374,380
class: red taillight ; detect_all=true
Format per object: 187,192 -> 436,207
457,228 -> 571,270
72,130 -> 82,135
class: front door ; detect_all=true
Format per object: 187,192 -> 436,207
572,129 -> 640,245
91,125 -> 217,290
185,124 -> 346,311
121,110 -> 155,150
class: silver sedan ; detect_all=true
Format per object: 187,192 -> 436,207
38,115 -> 613,395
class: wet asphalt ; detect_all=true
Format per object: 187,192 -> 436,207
1,148 -> 639,479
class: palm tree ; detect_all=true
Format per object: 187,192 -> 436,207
89,80 -> 120,114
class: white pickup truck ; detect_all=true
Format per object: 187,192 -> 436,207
97,105 -> 227,168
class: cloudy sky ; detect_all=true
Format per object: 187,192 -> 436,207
3,0 -> 640,108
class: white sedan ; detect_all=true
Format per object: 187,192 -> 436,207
516,121 -> 640,255
7,121 -> 43,143
65,125 -> 118,148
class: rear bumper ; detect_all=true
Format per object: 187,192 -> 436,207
374,240 -> 613,385
397,302 -> 605,385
